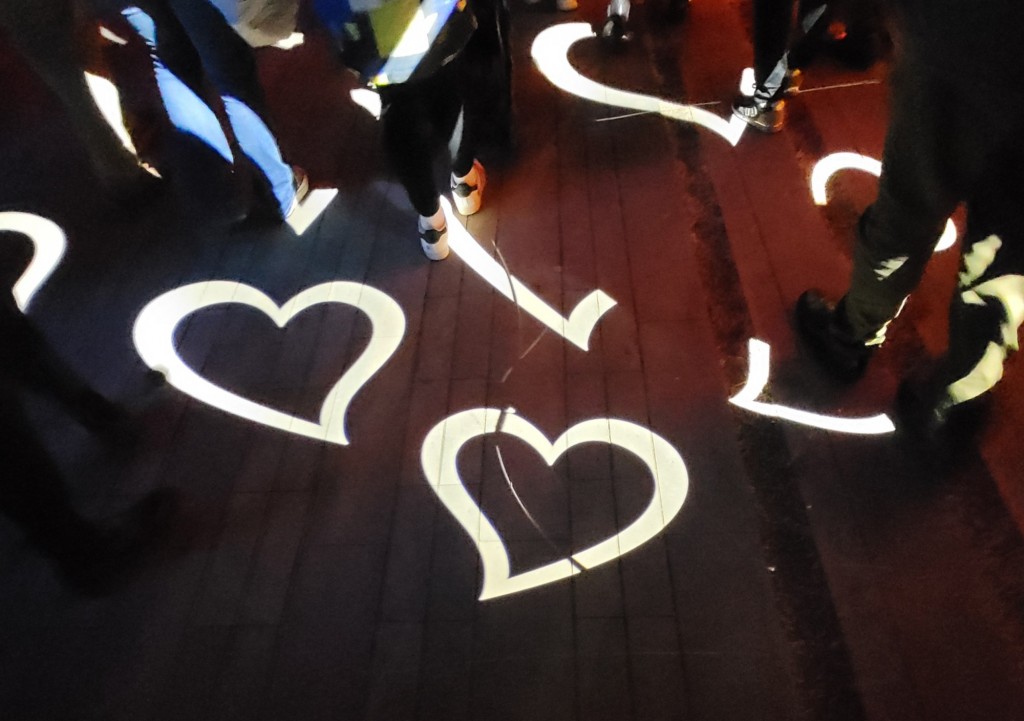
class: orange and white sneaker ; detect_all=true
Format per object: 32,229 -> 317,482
450,160 -> 486,216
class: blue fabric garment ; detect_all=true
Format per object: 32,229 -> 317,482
122,6 -> 235,164
121,2 -> 296,216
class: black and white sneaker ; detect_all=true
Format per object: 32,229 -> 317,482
732,94 -> 786,133
451,160 -> 486,216
419,216 -> 450,261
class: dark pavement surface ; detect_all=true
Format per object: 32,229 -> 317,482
2,1 -> 1023,720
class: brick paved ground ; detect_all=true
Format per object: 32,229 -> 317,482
1,2 -> 1023,720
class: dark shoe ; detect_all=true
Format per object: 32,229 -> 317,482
600,14 -> 627,43
235,165 -> 310,229
894,377 -> 991,456
795,290 -> 873,381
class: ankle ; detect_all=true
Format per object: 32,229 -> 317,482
419,207 -> 445,232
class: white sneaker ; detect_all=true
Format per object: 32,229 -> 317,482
451,160 -> 486,216
557,0 -> 578,10
419,215 -> 449,261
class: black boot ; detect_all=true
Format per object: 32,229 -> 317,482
795,290 -> 874,381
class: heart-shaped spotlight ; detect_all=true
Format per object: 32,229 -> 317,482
421,407 -> 689,600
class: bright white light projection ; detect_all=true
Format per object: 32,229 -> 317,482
531,23 -> 748,146
729,338 -> 895,434
440,198 -> 616,350
286,188 -> 339,236
133,280 -> 405,445
811,152 -> 957,252
421,407 -> 689,600
0,212 -> 67,311
84,71 -> 141,161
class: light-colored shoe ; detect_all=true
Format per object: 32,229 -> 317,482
557,0 -> 578,10
419,215 -> 450,261
451,160 -> 486,216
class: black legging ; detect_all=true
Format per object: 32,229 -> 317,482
378,57 -> 478,218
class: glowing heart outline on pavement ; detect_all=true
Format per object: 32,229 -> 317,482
133,280 -> 405,445
0,212 -> 67,312
421,407 -> 689,600
531,23 -> 749,146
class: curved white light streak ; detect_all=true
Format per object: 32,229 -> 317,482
421,407 -> 689,600
441,197 -> 616,350
0,212 -> 67,312
810,152 -> 957,252
133,280 -> 405,445
85,71 -> 139,158
531,23 -> 747,146
729,338 -> 895,434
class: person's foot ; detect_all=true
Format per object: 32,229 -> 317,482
286,165 -> 310,218
419,210 -> 449,261
235,165 -> 310,229
451,160 -> 486,216
600,14 -> 628,43
893,375 -> 992,455
795,290 -> 873,381
732,95 -> 786,133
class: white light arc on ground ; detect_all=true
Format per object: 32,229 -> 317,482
531,23 -> 747,146
729,339 -> 895,434
810,152 -> 957,252
0,212 -> 67,311
441,197 -> 616,350
133,280 -> 405,445
421,407 -> 689,601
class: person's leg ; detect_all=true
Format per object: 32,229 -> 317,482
934,154 -> 1024,417
0,292 -> 126,434
446,56 -> 487,216
165,0 -> 296,217
0,389 -> 102,564
380,77 -> 453,259
732,0 -> 800,132
842,62 -> 977,343
120,3 -> 235,165
0,0 -> 154,198
795,57 -> 973,378
752,0 -> 796,88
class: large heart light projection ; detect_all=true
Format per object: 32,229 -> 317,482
531,23 -> 748,146
421,407 -> 689,600
133,280 -> 405,445
0,211 -> 67,311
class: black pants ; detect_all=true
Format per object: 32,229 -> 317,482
378,57 -> 479,218
751,0 -> 826,87
0,294 -> 100,560
843,37 -> 1024,409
